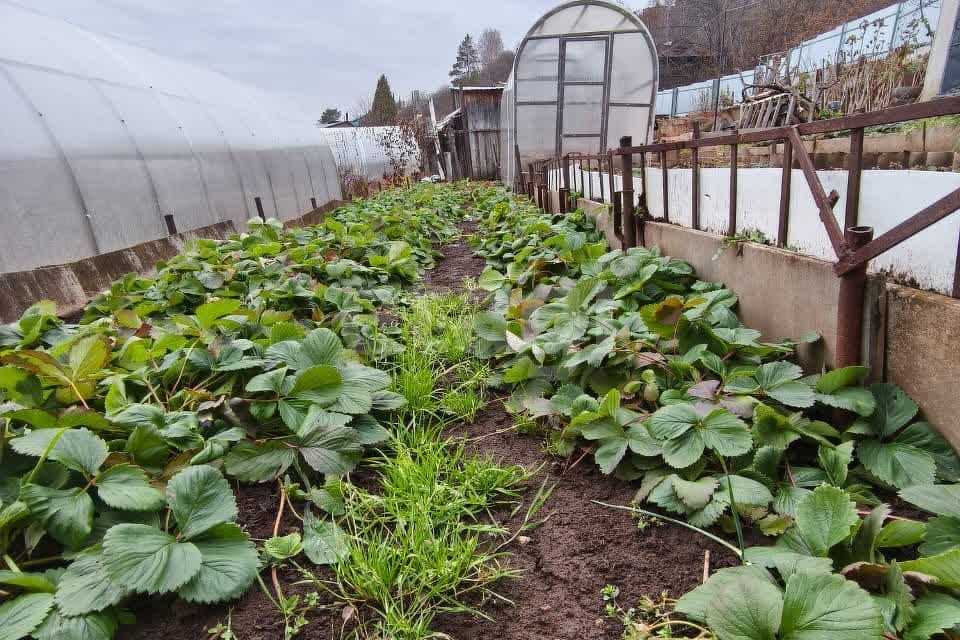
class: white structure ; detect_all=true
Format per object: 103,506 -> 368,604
500,0 -> 659,186
0,2 -> 342,274
317,126 -> 421,182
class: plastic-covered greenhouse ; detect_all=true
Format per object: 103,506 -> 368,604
500,0 -> 658,187
318,126 -> 421,182
0,2 -> 342,274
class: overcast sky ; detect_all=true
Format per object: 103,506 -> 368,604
24,0 -> 632,118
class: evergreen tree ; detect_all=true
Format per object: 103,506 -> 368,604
449,34 -> 480,85
319,107 -> 342,124
367,74 -> 398,126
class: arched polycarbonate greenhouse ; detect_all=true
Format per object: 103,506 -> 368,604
318,126 -> 422,183
0,1 -> 343,274
500,0 -> 659,187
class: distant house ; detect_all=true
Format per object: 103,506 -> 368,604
435,86 -> 503,180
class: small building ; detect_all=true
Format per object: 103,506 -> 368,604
434,87 -> 504,180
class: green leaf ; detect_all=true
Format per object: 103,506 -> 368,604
767,382 -> 815,408
815,388 -> 876,416
920,516 -> 960,556
55,552 -> 129,616
705,574 -> 782,640
166,465 -> 237,540
0,571 -> 55,593
245,367 -> 287,394
815,366 -> 867,394
20,484 -> 93,549
0,593 -> 54,640
502,357 -> 538,384
11,428 -> 108,477
302,512 -> 348,565
701,409 -> 752,457
594,439 -> 628,475
788,484 -> 859,557
818,441 -> 854,487
780,572 -> 882,639
756,361 -> 803,388
195,299 -> 241,330
744,546 -> 834,581
102,523 -> 201,594
869,383 -> 918,439
672,476 -> 718,510
224,441 -> 296,483
474,311 -> 507,342
264,532 -> 304,560
896,422 -> 960,482
95,464 -> 164,511
899,548 -> 960,588
876,519 -> 927,549
899,484 -> 960,518
858,439 -> 936,488
296,425 -> 362,475
477,269 -> 507,291
32,607 -> 118,640
676,565 -> 778,622
290,365 -> 342,402
905,592 -> 960,640
177,523 -> 258,604
648,403 -> 699,440
299,328 -> 344,368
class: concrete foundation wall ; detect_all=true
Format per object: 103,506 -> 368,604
578,196 -> 960,448
0,221 -> 235,323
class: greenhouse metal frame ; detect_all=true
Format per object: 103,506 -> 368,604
501,0 -> 659,186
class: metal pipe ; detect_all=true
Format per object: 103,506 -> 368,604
620,136 -> 636,248
728,143 -> 738,237
660,150 -> 669,222
254,196 -> 266,221
164,214 -> 177,236
691,122 -> 700,231
836,226 -> 874,367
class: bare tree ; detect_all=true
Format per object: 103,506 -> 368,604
477,28 -> 505,68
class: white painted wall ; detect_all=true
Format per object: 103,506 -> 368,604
554,163 -> 960,295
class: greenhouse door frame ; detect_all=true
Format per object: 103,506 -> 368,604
557,34 -> 612,158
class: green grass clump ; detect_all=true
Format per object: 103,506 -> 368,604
330,416 -> 526,639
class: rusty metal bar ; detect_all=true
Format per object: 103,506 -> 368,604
836,188 -> 960,275
637,152 -> 647,245
620,136 -> 636,248
728,143 -> 738,237
660,150 -> 669,222
845,128 -> 864,230
778,137 -> 792,246
599,157 -> 606,203
607,152 -> 617,207
164,214 -> 177,235
788,126 -> 846,257
254,196 -> 266,221
954,228 -> 960,299
836,226 -> 875,367
691,122 -> 700,231
310,197 -> 318,210
560,154 -> 570,213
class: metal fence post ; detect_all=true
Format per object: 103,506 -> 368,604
691,122 -> 701,231
836,226 -> 875,367
778,137 -> 792,246
619,136 -> 636,248
560,154 -> 570,214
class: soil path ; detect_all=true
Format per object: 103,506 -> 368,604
428,222 -> 740,640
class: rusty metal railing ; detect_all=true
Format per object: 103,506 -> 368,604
514,95 -> 960,368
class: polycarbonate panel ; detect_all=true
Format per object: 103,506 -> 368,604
9,66 -> 165,253
562,85 -> 604,135
517,104 -> 558,161
517,80 -> 559,101
0,65 -> 95,272
0,4 -> 137,86
606,105 -> 651,150
516,38 -> 560,81
211,108 -> 278,219
563,39 -> 607,82
610,33 -> 656,102
99,83 -> 218,230
530,3 -> 635,36
656,90 -> 674,115
158,94 -> 249,224
562,136 -> 602,154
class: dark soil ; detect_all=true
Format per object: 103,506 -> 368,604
429,222 -> 740,640
121,219 -> 740,640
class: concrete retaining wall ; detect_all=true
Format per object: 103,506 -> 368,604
577,196 -> 960,447
0,221 -> 235,323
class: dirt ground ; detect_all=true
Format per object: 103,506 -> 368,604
120,220 -> 739,640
